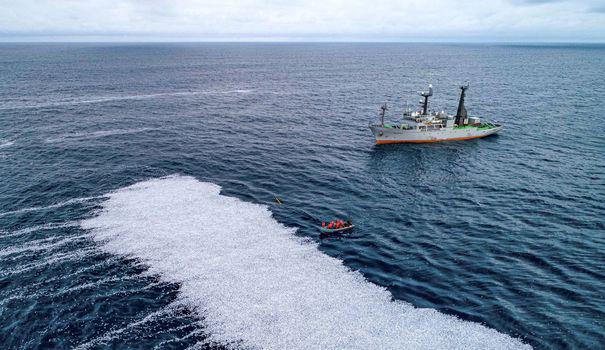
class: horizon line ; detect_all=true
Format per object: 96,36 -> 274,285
1,40 -> 605,45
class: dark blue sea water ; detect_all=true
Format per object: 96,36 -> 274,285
1,43 -> 604,350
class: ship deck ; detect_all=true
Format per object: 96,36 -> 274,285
454,123 -> 499,131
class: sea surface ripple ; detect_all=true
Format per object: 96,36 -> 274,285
0,43 -> 604,349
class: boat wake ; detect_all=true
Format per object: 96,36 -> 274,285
0,89 -> 255,110
81,175 -> 530,350
0,139 -> 15,149
45,128 -> 156,143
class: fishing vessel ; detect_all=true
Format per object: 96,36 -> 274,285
369,84 -> 502,144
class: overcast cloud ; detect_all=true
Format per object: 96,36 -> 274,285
0,0 -> 603,41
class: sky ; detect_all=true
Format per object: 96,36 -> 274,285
0,0 -> 604,42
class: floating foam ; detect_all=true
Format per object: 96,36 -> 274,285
0,292 -> 26,307
0,196 -> 102,217
0,275 -> 136,305
152,326 -> 205,350
0,221 -> 80,239
23,257 -> 119,290
0,233 -> 90,258
53,275 -> 139,297
73,303 -> 182,350
0,248 -> 99,278
81,175 -> 530,350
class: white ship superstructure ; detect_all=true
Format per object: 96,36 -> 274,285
369,85 -> 502,144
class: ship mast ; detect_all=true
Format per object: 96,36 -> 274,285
455,84 -> 469,125
419,84 -> 433,115
379,103 -> 387,126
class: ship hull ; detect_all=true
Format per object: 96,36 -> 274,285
370,125 -> 502,144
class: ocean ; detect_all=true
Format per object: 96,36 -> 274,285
0,43 -> 603,349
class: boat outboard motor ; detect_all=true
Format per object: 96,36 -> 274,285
419,84 -> 433,115
455,84 -> 469,125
